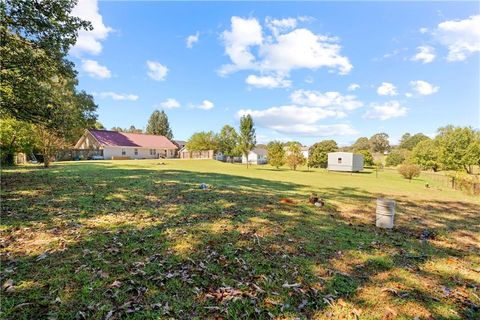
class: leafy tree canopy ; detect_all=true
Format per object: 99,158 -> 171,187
238,115 -> 256,167
267,141 -> 286,169
146,110 -> 173,139
398,133 -> 430,150
308,140 -> 338,168
285,143 -> 306,171
186,131 -> 218,152
369,133 -> 390,153
218,125 -> 239,157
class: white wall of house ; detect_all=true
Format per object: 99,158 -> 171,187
75,132 -> 100,149
242,152 -> 267,164
302,150 -> 309,159
327,152 -> 364,172
103,147 -> 176,160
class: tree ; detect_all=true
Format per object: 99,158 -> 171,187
35,125 -> 66,168
125,125 -> 143,134
308,140 -> 338,168
267,141 -> 285,169
463,138 -> 480,170
385,149 -> 409,167
398,133 -> 429,150
94,121 -> 105,130
146,110 -> 173,139
186,131 -> 218,151
351,137 -> 370,151
369,133 -> 390,153
412,139 -> 441,171
238,115 -> 256,168
356,150 -> 374,166
398,164 -> 421,182
0,117 -> 36,165
285,143 -> 306,171
218,125 -> 239,161
436,126 -> 478,173
1,0 -> 91,124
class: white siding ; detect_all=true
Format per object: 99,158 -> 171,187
242,152 -> 267,164
327,152 -> 364,172
103,147 -> 176,160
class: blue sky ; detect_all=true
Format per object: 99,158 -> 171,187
70,1 -> 480,146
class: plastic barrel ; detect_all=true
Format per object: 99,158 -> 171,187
376,198 -> 395,228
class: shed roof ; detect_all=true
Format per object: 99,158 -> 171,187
88,129 -> 177,149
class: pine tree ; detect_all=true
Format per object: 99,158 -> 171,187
146,110 -> 173,139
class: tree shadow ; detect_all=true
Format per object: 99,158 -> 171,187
1,164 -> 479,319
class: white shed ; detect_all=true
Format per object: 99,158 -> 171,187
327,152 -> 364,172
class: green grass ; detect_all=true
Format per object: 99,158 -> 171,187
1,160 -> 479,319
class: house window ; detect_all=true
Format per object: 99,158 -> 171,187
121,149 -> 126,156
150,149 -> 156,155
338,158 -> 342,164
134,148 -> 138,156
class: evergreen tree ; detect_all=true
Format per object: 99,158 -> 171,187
238,115 -> 256,168
146,110 -> 173,139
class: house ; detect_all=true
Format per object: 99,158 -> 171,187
74,129 -> 178,160
178,147 -> 214,159
301,146 -> 309,159
242,147 -> 268,165
327,152 -> 364,172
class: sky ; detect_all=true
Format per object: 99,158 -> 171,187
69,0 -> 480,146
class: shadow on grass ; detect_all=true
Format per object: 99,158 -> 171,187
1,163 -> 479,319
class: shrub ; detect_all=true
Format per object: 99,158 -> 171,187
356,150 -> 374,166
386,150 -> 406,167
398,164 -> 421,181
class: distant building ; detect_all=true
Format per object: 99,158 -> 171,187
242,147 -> 267,165
301,146 -> 309,159
178,147 -> 214,159
74,129 -> 177,160
327,152 -> 364,172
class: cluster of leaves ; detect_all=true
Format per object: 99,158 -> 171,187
1,0 -> 99,166
398,163 -> 421,181
308,140 -> 338,168
111,125 -> 143,134
146,110 -> 173,139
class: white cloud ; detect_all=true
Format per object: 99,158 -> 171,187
219,16 -> 352,77
237,106 -> 356,136
435,15 -> 480,61
146,60 -> 168,81
363,101 -> 408,120
186,32 -> 199,48
410,80 -> 439,95
376,82 -> 398,96
95,92 -> 138,101
160,98 -> 181,109
405,92 -> 413,98
260,29 -> 352,75
348,83 -> 360,91
81,59 -> 111,78
219,16 -> 263,75
290,89 -> 363,112
419,27 -> 429,34
265,17 -> 297,36
193,100 -> 214,110
71,0 -> 112,56
245,74 -> 291,88
411,46 -> 436,63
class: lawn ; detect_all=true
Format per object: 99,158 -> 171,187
1,160 -> 479,319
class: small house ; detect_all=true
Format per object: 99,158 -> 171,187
74,129 -> 178,160
301,146 -> 309,159
327,152 -> 364,172
242,147 -> 267,165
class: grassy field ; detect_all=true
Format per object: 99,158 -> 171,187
1,160 -> 479,319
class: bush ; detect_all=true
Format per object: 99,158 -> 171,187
398,164 -> 421,181
356,150 -> 373,166
385,150 -> 406,167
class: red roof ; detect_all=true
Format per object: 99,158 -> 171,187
89,129 -> 177,149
